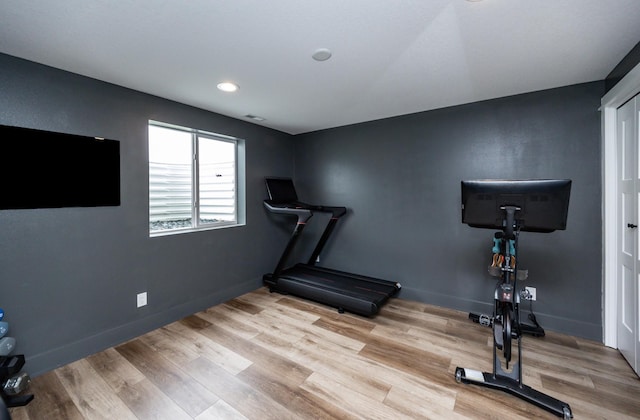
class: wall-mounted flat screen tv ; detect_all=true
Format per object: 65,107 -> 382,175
0,124 -> 120,209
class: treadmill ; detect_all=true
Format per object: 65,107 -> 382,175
263,177 -> 401,317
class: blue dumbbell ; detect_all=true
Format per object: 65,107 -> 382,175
0,308 -> 4,321
492,237 -> 502,254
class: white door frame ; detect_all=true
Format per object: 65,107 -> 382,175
602,62 -> 640,347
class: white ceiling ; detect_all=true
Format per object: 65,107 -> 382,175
1,1 -> 640,135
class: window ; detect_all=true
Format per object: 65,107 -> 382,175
148,121 -> 244,235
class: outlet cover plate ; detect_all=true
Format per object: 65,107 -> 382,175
137,292 -> 148,308
524,286 -> 536,301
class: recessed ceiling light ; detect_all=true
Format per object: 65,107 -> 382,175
312,48 -> 332,62
217,82 -> 239,92
245,114 -> 266,122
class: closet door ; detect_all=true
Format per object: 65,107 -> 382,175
617,94 -> 639,374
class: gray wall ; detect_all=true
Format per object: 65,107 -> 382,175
0,53 -> 294,376
0,49 -> 608,378
293,82 -> 604,340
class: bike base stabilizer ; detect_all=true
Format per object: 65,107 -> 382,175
454,367 -> 572,419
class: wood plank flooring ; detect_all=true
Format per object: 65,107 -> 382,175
8,288 -> 640,419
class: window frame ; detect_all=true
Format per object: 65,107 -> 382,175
148,120 -> 245,237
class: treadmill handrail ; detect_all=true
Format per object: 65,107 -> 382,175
263,200 -> 313,222
264,199 -> 346,218
309,204 -> 347,218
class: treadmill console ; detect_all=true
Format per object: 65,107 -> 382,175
265,177 -> 299,204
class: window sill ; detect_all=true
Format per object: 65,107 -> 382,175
149,222 -> 245,238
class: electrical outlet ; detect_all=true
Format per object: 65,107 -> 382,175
137,292 -> 148,308
524,286 -> 536,301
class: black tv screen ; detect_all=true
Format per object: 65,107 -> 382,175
0,124 -> 120,209
461,179 -> 571,233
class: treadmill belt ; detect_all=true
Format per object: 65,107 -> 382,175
266,262 -> 400,316
290,268 -> 394,295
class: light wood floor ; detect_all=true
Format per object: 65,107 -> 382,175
8,288 -> 640,419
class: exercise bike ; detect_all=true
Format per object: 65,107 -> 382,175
468,232 -> 546,339
455,180 -> 573,419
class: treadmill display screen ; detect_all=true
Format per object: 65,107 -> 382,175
266,178 -> 299,204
